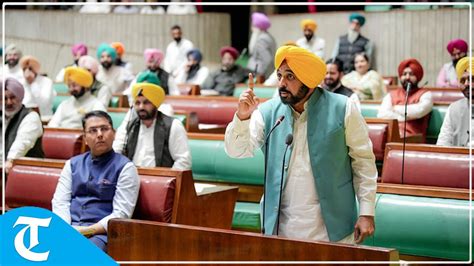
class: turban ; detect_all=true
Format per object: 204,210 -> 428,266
111,42 -> 125,56
71,43 -> 88,56
5,44 -> 22,57
300,19 -> 317,32
455,57 -> 474,81
64,66 -> 93,88
220,46 -> 239,60
187,49 -> 203,63
132,82 -> 165,108
398,58 -> 424,82
96,43 -> 117,61
274,45 -> 326,89
19,56 -> 41,73
137,71 -> 161,86
251,12 -> 271,31
5,77 -> 25,102
78,55 -> 99,75
447,39 -> 468,55
144,48 -> 164,64
349,13 -> 365,26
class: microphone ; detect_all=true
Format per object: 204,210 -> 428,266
262,115 -> 285,234
401,81 -> 412,184
276,133 -> 293,235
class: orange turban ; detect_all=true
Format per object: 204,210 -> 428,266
20,56 -> 41,74
111,42 -> 125,56
398,58 -> 424,82
274,45 -> 326,89
455,57 -> 474,81
300,19 -> 317,32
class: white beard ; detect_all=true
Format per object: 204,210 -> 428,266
248,28 -> 261,55
347,29 -> 359,43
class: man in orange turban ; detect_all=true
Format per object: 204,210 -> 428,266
111,41 -> 134,74
296,18 -> 325,58
225,45 -> 377,244
378,58 -> 433,141
48,66 -> 106,129
437,57 -> 474,147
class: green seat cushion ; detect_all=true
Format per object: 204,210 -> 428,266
233,86 -> 276,99
174,114 -> 186,125
361,103 -> 379,118
108,112 -> 127,129
53,95 -> 70,113
235,54 -> 249,69
426,106 -> 448,143
189,139 -> 264,185
232,202 -> 260,231
109,95 -> 120,108
53,83 -> 68,94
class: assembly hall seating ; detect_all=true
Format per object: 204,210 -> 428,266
387,86 -> 464,104
42,127 -> 86,160
5,158 -> 238,229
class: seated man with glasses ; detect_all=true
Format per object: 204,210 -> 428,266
52,110 -> 140,252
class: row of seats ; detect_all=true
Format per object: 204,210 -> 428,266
5,159 -> 238,230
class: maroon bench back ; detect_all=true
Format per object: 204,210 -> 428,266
381,143 -> 471,188
42,128 -> 85,159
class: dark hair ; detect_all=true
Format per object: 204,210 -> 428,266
353,52 -> 369,64
326,58 -> 344,73
171,25 -> 181,31
82,110 -> 113,130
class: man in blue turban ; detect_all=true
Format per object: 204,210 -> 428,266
331,13 -> 374,74
174,48 -> 209,86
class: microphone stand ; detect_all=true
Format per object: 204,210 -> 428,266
262,115 -> 284,234
276,133 -> 293,236
401,82 -> 411,184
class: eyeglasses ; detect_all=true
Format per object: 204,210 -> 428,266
85,126 -> 112,135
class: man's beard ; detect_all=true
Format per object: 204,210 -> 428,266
71,87 -> 86,99
7,58 -> 19,68
5,104 -> 21,119
347,29 -> 359,43
248,29 -> 260,55
304,33 -> 313,42
463,86 -> 473,100
452,57 -> 464,68
279,85 -> 310,105
101,61 -> 112,70
148,65 -> 159,72
324,77 -> 339,90
74,59 -> 79,65
174,37 -> 182,43
222,63 -> 234,71
401,80 -> 417,91
137,108 -> 157,120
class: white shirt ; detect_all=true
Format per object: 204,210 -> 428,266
6,111 -> 43,160
93,82 -> 113,108
52,160 -> 140,231
377,91 -> 433,121
113,110 -> 192,170
48,93 -> 106,129
21,75 -> 56,120
163,38 -> 194,76
437,98 -> 473,147
174,65 -> 209,87
1,64 -> 24,80
224,98 -> 377,242
296,36 -> 326,59
96,65 -> 134,94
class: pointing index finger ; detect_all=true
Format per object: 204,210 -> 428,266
248,73 -> 254,91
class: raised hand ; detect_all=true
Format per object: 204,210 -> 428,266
236,73 -> 259,120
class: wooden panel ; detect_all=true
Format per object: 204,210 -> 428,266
108,219 -> 399,262
377,183 -> 472,200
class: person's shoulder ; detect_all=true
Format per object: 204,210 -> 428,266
449,97 -> 467,110
70,151 -> 90,164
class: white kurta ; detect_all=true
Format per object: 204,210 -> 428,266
5,111 -> 43,160
296,36 -> 326,59
113,110 -> 192,170
21,75 -> 56,120
47,93 -> 106,129
96,65 -> 134,94
224,99 -> 377,243
1,64 -> 24,80
52,160 -> 140,231
174,65 -> 209,87
163,38 -> 194,76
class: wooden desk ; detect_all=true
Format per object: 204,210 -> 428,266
108,219 -> 399,262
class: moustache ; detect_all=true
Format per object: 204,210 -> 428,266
278,87 -> 290,94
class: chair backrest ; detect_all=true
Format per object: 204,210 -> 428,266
233,85 -> 276,99
381,143 -> 471,188
365,118 -> 401,161
42,127 -> 86,159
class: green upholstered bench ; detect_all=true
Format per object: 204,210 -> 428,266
233,86 -> 276,99
52,94 -> 70,113
188,133 -> 264,231
53,83 -> 69,94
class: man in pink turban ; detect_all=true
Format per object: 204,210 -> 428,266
378,58 -> 433,141
436,38 -> 468,88
55,43 -> 88,82
247,12 -> 276,80
78,55 -> 112,107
